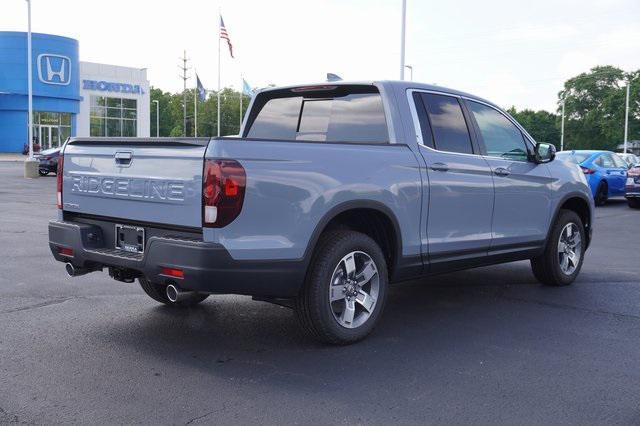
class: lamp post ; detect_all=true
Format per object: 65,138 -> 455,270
23,0 -> 39,178
560,99 -> 565,152
152,100 -> 159,137
404,65 -> 413,81
624,80 -> 630,154
399,0 -> 407,80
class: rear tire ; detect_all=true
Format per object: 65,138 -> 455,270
594,181 -> 608,206
531,210 -> 585,286
628,198 -> 640,209
295,230 -> 388,345
138,278 -> 209,307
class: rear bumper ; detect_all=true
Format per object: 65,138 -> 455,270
48,220 -> 305,298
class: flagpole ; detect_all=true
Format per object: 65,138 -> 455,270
217,13 -> 221,137
239,75 -> 243,133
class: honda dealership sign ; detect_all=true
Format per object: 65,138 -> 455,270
37,54 -> 72,86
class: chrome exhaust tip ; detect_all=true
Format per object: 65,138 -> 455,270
166,283 -> 180,302
66,262 -> 100,277
165,283 -> 197,303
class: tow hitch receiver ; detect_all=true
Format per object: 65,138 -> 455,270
108,267 -> 139,283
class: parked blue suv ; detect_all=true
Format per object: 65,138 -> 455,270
556,150 -> 628,205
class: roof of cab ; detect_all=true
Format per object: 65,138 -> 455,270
257,80 -> 500,110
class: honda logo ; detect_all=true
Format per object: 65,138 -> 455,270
37,54 -> 71,86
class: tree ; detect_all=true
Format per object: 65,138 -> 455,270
558,66 -> 639,151
507,107 -> 560,145
149,86 -> 250,138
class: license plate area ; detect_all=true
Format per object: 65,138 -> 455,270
115,224 -> 145,254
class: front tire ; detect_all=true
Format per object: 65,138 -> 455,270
531,210 -> 586,286
295,231 -> 389,345
138,278 -> 208,307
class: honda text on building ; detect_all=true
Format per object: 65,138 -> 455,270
48,81 -> 594,344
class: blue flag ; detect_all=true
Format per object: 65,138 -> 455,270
196,74 -> 206,102
242,78 -> 253,96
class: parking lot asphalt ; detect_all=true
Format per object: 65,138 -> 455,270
1,161 -> 639,425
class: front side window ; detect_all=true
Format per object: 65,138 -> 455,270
467,101 -> 529,161
420,93 -> 473,154
246,86 -> 388,143
90,96 -> 137,137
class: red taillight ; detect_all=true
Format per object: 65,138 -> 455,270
202,159 -> 246,228
580,166 -> 595,175
58,247 -> 73,257
161,267 -> 184,278
56,156 -> 64,209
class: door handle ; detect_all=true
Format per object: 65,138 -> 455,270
494,167 -> 510,177
114,151 -> 133,167
430,162 -> 449,172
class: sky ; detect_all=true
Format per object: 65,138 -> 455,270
2,0 -> 639,112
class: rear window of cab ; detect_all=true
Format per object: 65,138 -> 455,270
244,85 -> 389,144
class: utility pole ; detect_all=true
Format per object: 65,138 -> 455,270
560,100 -> 565,151
179,50 -> 191,137
624,80 -> 630,154
399,0 -> 406,80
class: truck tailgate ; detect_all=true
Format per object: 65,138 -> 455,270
61,139 -> 207,228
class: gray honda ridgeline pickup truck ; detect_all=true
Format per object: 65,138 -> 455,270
49,81 -> 594,344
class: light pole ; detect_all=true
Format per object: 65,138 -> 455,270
624,79 -> 630,154
24,0 -> 39,178
399,0 -> 406,80
560,99 -> 565,151
152,100 -> 159,137
404,65 -> 413,81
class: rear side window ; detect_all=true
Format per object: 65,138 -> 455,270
420,93 -> 473,154
598,154 -> 615,168
246,86 -> 388,143
611,153 -> 627,168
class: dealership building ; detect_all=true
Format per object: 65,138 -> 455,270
0,31 -> 150,153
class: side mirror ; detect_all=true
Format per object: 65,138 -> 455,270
534,142 -> 556,164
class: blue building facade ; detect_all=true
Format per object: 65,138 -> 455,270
0,32 -> 80,152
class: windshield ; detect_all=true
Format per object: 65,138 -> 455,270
556,152 -> 592,164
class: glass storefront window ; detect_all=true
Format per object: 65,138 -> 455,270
90,95 -> 137,137
107,98 -> 122,108
107,108 -> 122,118
31,111 -> 72,149
107,119 -> 122,137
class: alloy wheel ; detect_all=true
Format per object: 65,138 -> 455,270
329,251 -> 379,329
558,223 -> 582,275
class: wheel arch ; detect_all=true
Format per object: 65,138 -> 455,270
303,201 -> 403,279
550,194 -> 593,248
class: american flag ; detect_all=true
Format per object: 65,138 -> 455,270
220,16 -> 234,58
